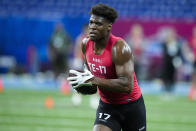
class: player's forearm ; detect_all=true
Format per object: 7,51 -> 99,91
92,77 -> 133,93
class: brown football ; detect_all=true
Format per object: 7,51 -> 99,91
68,70 -> 97,95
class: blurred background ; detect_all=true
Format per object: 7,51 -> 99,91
0,0 -> 196,131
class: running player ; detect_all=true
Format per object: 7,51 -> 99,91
67,3 -> 146,131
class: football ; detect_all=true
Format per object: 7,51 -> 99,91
68,70 -> 97,95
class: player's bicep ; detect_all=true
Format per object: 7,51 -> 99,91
112,40 -> 134,90
115,59 -> 134,79
112,40 -> 134,76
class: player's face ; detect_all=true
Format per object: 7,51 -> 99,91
88,15 -> 111,41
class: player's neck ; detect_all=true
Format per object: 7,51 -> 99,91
93,33 -> 110,55
94,33 -> 110,49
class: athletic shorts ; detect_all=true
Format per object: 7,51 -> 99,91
94,95 -> 146,131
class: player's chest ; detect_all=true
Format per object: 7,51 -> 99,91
86,51 -> 116,78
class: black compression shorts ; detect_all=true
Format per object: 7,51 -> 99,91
94,95 -> 146,131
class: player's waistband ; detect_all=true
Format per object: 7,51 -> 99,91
99,94 -> 143,107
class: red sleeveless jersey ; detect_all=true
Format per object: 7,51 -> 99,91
85,34 -> 141,104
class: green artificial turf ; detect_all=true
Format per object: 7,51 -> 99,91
0,89 -> 196,131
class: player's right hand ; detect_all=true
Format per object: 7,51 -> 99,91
67,69 -> 94,89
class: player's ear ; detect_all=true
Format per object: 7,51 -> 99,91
107,23 -> 112,32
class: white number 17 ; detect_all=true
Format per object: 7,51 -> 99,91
99,113 -> 111,120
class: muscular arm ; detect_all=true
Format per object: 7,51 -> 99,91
81,37 -> 90,70
89,40 -> 134,93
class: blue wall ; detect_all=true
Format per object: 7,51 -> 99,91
0,16 -> 89,65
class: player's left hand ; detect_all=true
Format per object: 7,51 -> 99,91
67,69 -> 94,89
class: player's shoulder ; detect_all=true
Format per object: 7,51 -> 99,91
110,34 -> 128,48
81,37 -> 90,54
82,37 -> 89,44
112,39 -> 131,54
111,39 -> 132,65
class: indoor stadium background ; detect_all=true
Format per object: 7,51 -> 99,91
0,0 -> 196,131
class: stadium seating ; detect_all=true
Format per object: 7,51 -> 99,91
0,0 -> 195,19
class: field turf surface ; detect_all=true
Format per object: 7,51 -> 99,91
0,89 -> 196,131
